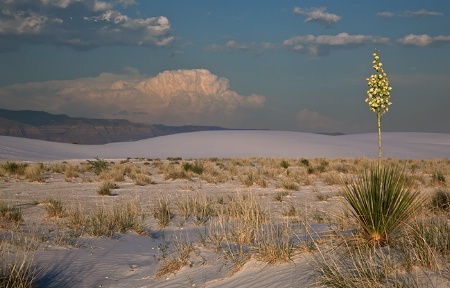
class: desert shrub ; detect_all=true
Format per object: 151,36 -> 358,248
280,160 -> 289,169
182,161 -> 204,175
87,157 -> 109,175
300,158 -> 310,167
430,188 -> 450,212
341,165 -> 424,245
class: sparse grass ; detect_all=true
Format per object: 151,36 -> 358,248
66,200 -> 145,237
313,237 -> 428,288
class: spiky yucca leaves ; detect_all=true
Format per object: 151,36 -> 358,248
341,165 -> 424,246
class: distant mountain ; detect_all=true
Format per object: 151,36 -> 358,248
0,108 -> 228,144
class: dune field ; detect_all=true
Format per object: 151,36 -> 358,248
0,131 -> 449,287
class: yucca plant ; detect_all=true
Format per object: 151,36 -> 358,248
341,165 -> 424,246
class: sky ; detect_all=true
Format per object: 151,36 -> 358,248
0,0 -> 449,134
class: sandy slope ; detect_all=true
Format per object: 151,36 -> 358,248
1,131 -> 449,161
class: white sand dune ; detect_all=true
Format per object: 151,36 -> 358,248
0,130 -> 449,161
0,130 -> 450,161
1,130 -> 449,287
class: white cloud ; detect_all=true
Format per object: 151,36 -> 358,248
206,40 -> 275,56
377,9 -> 443,18
0,0 -> 174,51
293,7 -> 341,28
0,69 -> 266,126
284,32 -> 389,56
397,34 -> 450,47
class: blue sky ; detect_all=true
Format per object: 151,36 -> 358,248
0,0 -> 449,134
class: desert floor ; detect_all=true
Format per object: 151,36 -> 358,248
1,156 -> 449,288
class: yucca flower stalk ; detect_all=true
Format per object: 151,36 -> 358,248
341,165 -> 424,246
366,49 -> 392,164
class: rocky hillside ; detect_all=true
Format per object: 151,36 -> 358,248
0,108 -> 227,144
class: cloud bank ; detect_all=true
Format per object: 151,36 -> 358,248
377,9 -> 444,18
0,69 -> 266,126
397,34 -> 450,47
293,7 -> 341,28
0,0 -> 174,52
283,33 -> 389,56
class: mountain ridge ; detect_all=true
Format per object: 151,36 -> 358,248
0,108 -> 228,144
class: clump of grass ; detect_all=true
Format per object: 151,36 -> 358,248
0,203 -> 23,224
341,164 -> 425,246
154,198 -> 173,228
0,242 -> 36,288
430,188 -> 450,212
24,163 -> 45,182
176,192 -> 214,225
97,181 -> 118,196
282,203 -> 298,217
2,161 -> 28,176
254,221 -> 295,264
400,217 -> 450,271
43,199 -> 66,218
278,179 -> 299,191
155,235 -> 194,277
431,171 -> 446,183
273,191 -> 290,202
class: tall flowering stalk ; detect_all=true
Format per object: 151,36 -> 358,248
366,49 -> 392,164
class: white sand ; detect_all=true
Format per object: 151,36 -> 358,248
1,131 -> 449,287
1,130 -> 449,161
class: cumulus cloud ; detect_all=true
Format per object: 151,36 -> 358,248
377,9 -> 443,18
397,34 -> 450,47
293,7 -> 341,28
0,69 -> 266,126
0,0 -> 174,52
283,32 -> 389,56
